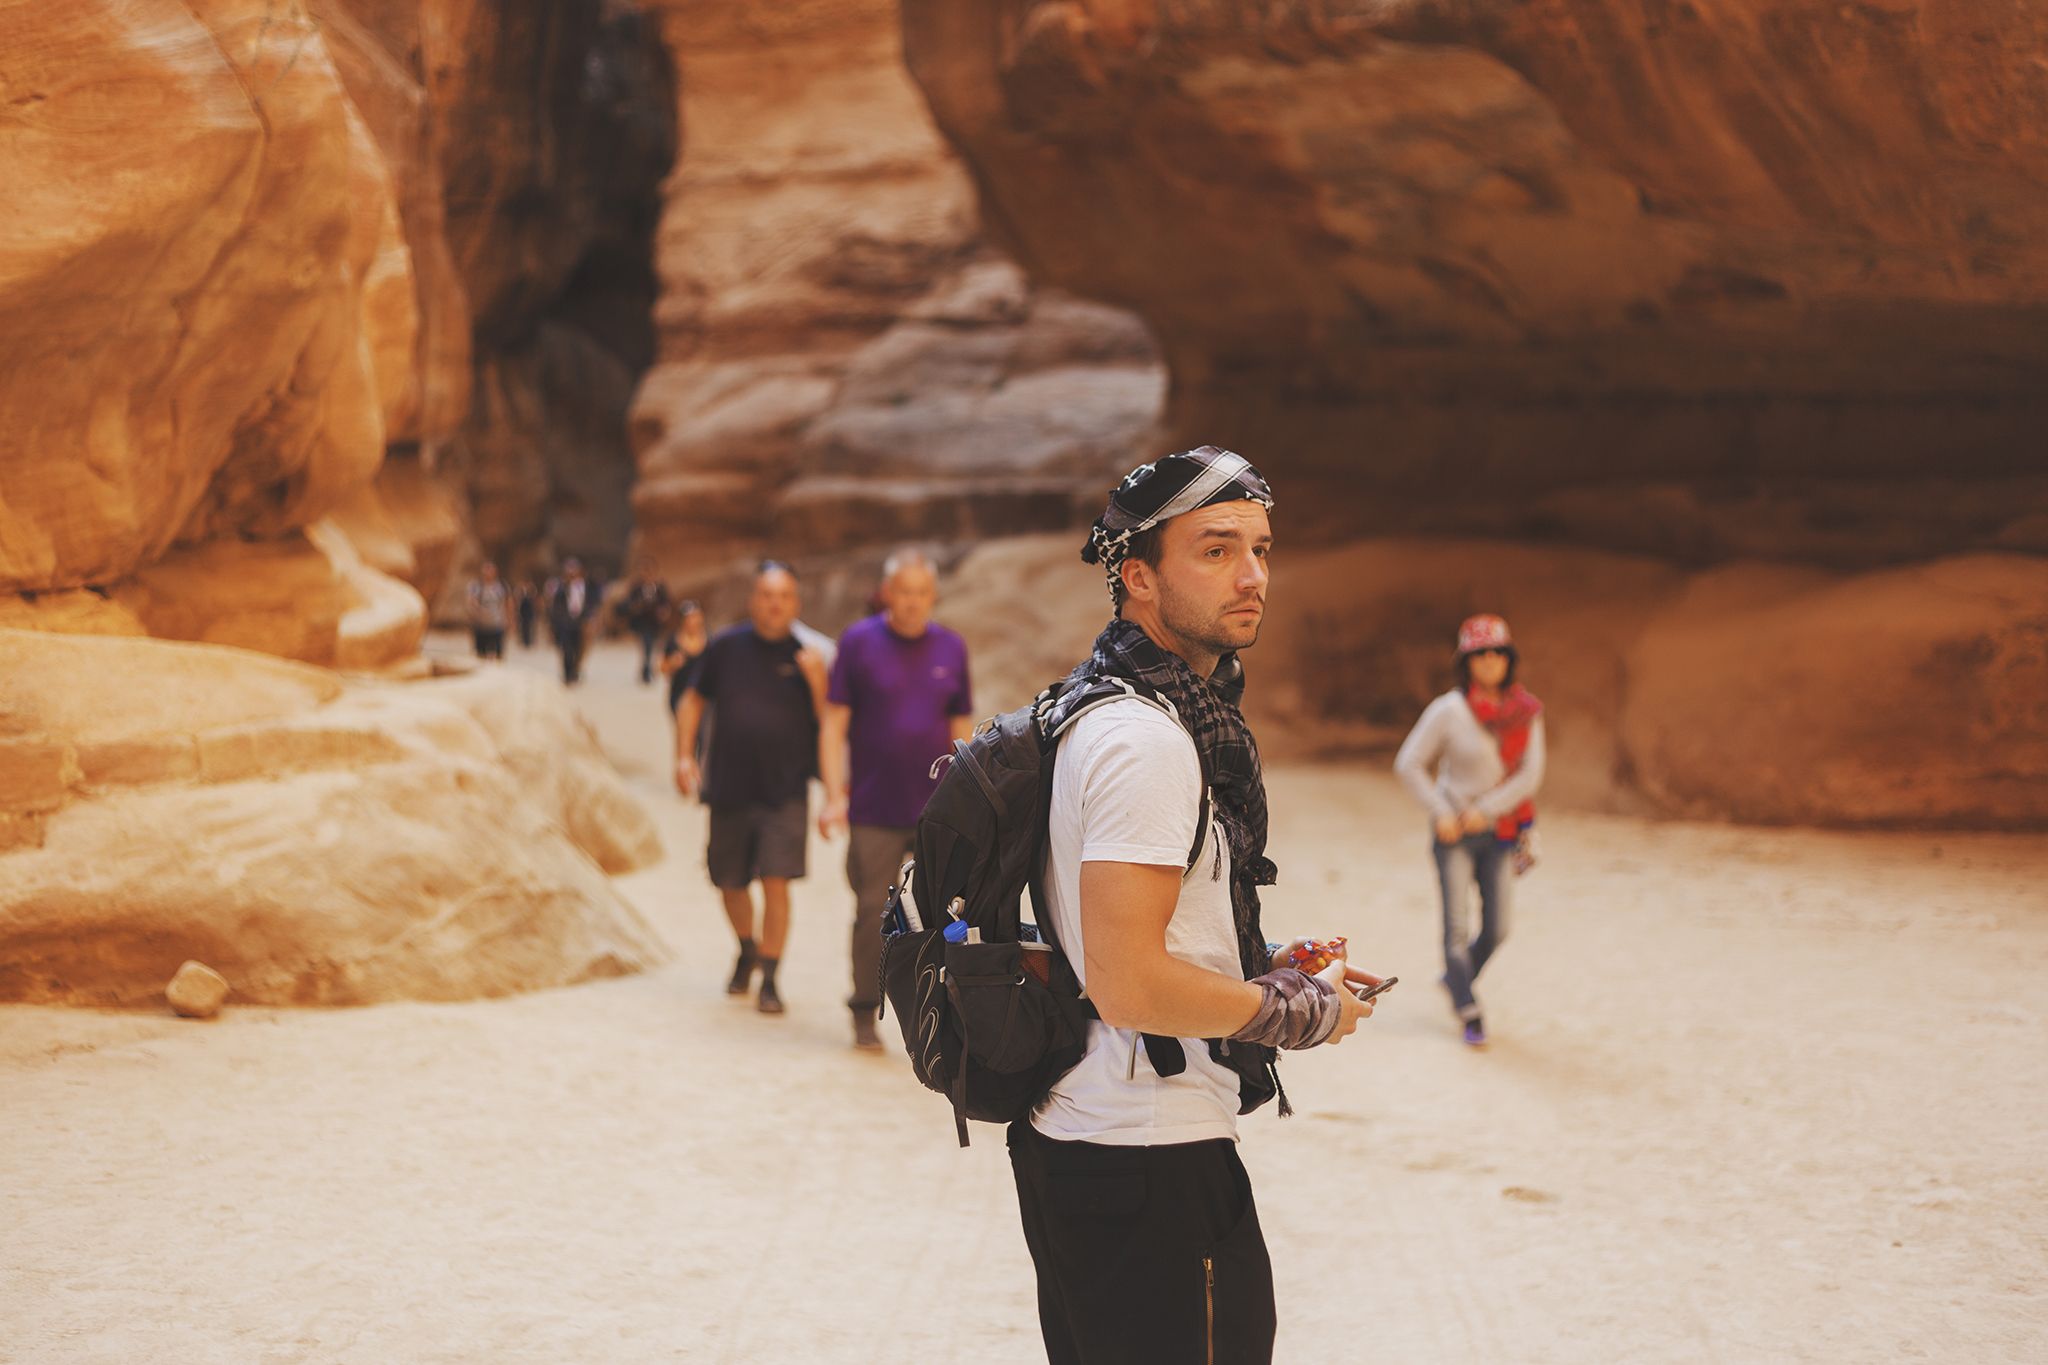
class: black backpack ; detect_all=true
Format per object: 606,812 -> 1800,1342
877,677 -> 1209,1146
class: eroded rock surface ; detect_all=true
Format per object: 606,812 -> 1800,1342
1,2 -> 677,655
0,2 -> 408,610
903,0 -> 2048,565
0,630 -> 666,1006
942,536 -> 2048,828
628,0 -> 1165,586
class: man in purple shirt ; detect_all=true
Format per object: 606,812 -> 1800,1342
819,548 -> 975,1051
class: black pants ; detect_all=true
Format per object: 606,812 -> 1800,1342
1007,1120 -> 1276,1365
556,630 -> 584,684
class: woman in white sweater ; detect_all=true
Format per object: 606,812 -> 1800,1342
1393,615 -> 1546,1047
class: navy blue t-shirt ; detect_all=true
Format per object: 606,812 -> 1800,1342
689,624 -> 817,807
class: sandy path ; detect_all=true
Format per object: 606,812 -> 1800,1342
4,636 -> 2045,1364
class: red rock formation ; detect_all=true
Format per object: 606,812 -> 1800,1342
0,1 -> 408,606
903,0 -> 2048,565
1,2 -> 675,645
628,0 -> 1165,588
433,0 -> 678,582
943,535 -> 2048,827
0,629 -> 666,1005
0,4 -> 681,1006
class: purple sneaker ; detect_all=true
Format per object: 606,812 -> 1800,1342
1462,1019 -> 1488,1048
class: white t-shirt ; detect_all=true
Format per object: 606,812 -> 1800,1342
1030,698 -> 1243,1146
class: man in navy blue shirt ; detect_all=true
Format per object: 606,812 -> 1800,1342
819,549 -> 974,1050
676,562 -> 828,1014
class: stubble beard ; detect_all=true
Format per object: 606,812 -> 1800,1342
1158,580 -> 1262,663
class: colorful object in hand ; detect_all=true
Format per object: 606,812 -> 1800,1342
1287,937 -> 1347,974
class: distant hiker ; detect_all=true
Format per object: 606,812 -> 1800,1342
659,599 -> 709,725
619,560 -> 673,686
544,558 -> 600,686
1394,613 -> 1547,1048
1008,447 -> 1385,1365
465,562 -> 510,661
514,580 -> 539,650
674,561 -> 827,1015
818,548 -> 974,1052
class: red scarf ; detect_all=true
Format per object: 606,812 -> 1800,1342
1466,684 -> 1542,841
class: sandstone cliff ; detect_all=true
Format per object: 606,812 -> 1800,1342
1,1 -> 676,653
0,0 -> 425,665
903,0 -> 2048,565
627,0 -> 1165,589
0,3 -> 679,1008
944,536 -> 2048,828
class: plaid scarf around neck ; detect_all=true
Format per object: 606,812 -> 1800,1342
1064,613 -> 1269,945
1070,618 -> 1277,941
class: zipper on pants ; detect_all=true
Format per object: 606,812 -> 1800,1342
1203,1255 -> 1215,1365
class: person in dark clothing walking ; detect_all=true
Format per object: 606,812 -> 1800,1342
659,599 -> 709,723
674,563 -> 827,1015
1009,447 -> 1386,1365
818,549 -> 974,1051
514,580 -> 539,650
619,560 -> 672,685
545,558 -> 599,685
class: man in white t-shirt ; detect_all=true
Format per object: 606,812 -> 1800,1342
1008,447 -> 1388,1365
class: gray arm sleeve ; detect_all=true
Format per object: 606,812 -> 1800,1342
1393,702 -> 1455,819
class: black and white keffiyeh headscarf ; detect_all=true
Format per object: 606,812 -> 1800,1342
1081,446 -> 1275,609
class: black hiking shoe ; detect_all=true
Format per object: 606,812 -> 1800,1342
852,1012 -> 883,1051
726,941 -> 758,996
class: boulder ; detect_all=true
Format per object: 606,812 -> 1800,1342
166,961 -> 231,1019
1622,555 -> 2048,827
0,629 -> 667,1006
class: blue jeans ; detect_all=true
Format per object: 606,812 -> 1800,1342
1433,832 -> 1512,1021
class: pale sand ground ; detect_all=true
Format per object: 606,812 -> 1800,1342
4,635 -> 2045,1364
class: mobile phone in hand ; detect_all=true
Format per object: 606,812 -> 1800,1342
1353,976 -> 1398,1003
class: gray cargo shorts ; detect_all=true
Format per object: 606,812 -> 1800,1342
706,796 -> 808,888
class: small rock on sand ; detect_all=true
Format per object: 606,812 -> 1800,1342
166,961 -> 229,1018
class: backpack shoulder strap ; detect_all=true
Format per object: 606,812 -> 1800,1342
1044,677 -> 1210,874
1033,676 -> 1205,1078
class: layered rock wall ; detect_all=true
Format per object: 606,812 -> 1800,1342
894,0 -> 2048,827
1,1 -> 676,656
944,536 -> 2048,828
627,0 -> 1165,590
903,0 -> 2048,566
0,1 -> 421,664
0,3 -> 680,1008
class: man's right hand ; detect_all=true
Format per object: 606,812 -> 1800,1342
1315,959 -> 1377,1044
818,795 -> 849,840
674,755 -> 700,796
1433,813 -> 1463,845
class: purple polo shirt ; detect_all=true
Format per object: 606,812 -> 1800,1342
827,615 -> 973,829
